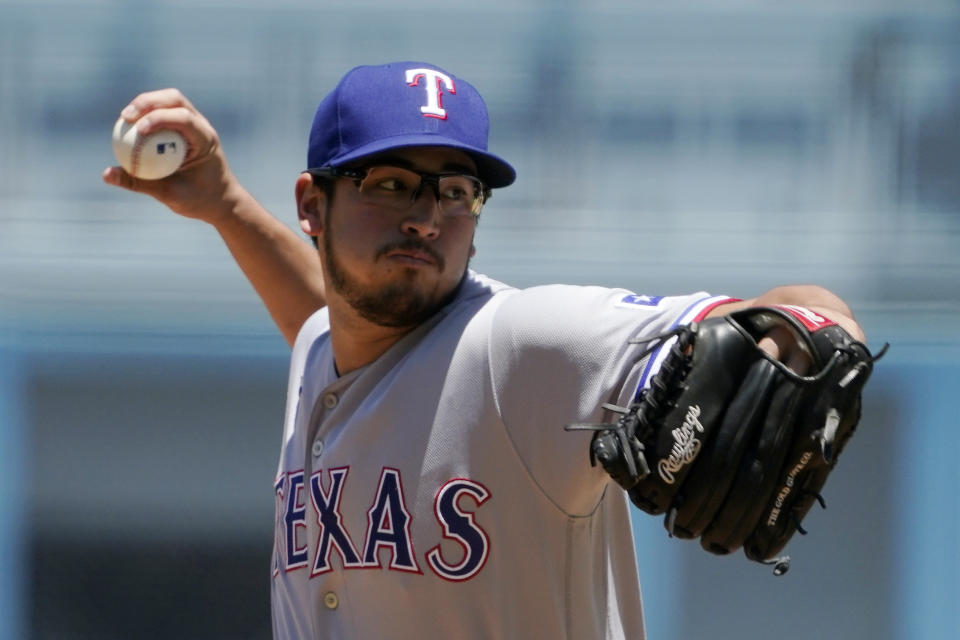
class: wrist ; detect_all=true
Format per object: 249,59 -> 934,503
202,171 -> 252,228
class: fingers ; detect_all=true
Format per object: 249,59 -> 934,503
113,89 -> 219,166
757,326 -> 812,375
119,88 -> 197,123
756,327 -> 787,360
134,106 -> 211,167
104,88 -> 222,186
103,88 -> 237,222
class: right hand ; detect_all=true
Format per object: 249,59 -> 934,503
102,89 -> 243,224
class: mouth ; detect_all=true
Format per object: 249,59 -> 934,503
379,241 -> 444,270
386,249 -> 437,266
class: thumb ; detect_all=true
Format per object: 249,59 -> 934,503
102,165 -> 165,197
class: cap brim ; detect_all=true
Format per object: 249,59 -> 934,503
324,134 -> 516,189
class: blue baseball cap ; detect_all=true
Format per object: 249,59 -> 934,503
307,62 -> 516,188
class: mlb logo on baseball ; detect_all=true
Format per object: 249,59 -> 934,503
112,117 -> 187,180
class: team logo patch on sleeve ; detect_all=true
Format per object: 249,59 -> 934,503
616,294 -> 664,309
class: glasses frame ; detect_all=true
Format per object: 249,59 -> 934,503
306,165 -> 491,218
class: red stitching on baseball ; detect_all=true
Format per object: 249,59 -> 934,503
130,130 -> 147,177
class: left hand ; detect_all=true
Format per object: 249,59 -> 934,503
706,285 -> 866,372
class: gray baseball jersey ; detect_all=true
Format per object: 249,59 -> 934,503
270,271 -> 731,639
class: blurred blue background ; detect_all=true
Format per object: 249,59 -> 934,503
1,1 -> 958,638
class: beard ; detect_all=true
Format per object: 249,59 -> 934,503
322,227 -> 467,329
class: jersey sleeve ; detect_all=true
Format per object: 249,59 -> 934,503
276,307 -> 331,477
488,285 -> 733,517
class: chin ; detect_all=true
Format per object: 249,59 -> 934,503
356,270 -> 467,328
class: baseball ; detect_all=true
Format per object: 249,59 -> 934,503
112,117 -> 187,180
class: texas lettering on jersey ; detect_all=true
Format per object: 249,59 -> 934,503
272,467 -> 490,583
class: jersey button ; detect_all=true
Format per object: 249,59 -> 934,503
323,591 -> 339,610
323,393 -> 339,409
312,440 -> 324,457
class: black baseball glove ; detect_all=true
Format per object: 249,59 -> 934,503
567,306 -> 887,575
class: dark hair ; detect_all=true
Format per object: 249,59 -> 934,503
308,173 -> 337,248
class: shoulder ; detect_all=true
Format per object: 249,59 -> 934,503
293,306 -> 330,349
289,307 -> 330,370
452,270 -> 516,305
485,284 -> 731,404
492,283 -> 732,339
434,270 -> 517,330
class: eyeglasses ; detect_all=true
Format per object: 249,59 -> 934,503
307,165 -> 490,218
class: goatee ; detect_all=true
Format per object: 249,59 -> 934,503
323,233 -> 464,328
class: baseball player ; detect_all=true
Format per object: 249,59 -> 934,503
103,62 -> 874,639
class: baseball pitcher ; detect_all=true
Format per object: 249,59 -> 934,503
104,62 -> 884,639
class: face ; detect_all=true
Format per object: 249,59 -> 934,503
300,146 -> 480,329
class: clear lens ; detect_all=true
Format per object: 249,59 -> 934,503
358,166 -> 483,217
360,166 -> 421,199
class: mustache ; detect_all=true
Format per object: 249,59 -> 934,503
376,239 -> 445,270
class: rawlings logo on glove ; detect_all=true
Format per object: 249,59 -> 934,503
659,404 -> 705,485
567,306 -> 887,575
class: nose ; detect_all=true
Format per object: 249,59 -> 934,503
400,189 -> 442,239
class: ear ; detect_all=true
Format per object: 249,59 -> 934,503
469,244 -> 476,258
296,173 -> 327,237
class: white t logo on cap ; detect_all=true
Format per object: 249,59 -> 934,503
405,68 -> 456,120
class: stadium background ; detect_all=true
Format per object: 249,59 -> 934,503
1,1 -> 957,638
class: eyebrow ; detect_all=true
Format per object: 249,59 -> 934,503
370,154 -> 477,176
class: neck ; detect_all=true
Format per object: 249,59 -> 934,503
326,299 -> 420,375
